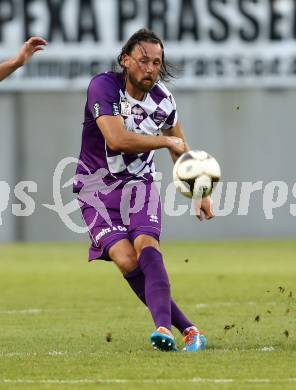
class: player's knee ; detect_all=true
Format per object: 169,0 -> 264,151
134,234 -> 160,259
114,249 -> 138,274
120,258 -> 138,274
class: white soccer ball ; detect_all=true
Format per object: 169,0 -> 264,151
173,150 -> 221,198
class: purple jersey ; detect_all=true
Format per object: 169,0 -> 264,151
74,71 -> 177,193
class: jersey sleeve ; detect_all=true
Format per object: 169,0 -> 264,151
87,74 -> 120,119
162,93 -> 178,130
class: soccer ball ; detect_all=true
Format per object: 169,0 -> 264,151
173,150 -> 221,198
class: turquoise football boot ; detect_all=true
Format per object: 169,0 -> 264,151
150,326 -> 177,351
183,327 -> 207,352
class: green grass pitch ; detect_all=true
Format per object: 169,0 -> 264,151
0,240 -> 296,389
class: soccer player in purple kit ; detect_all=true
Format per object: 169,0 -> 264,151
74,29 -> 214,352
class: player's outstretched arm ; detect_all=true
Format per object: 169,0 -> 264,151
0,37 -> 47,81
97,115 -> 185,155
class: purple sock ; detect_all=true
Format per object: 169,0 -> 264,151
124,266 -> 193,333
138,246 -> 172,329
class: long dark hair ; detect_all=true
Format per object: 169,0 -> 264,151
117,29 -> 175,82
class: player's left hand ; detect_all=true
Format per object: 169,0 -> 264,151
195,195 -> 214,221
15,37 -> 48,66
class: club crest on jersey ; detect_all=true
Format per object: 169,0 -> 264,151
120,97 -> 132,116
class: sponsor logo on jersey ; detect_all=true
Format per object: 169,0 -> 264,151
93,102 -> 100,118
112,102 -> 120,116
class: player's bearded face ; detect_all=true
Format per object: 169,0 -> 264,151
125,43 -> 163,92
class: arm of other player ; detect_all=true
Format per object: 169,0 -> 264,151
163,121 -> 215,221
97,115 -> 185,156
0,37 -> 47,81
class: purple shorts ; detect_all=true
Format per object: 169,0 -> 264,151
79,180 -> 161,261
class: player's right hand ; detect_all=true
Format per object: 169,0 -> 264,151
166,136 -> 185,155
15,37 -> 48,66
